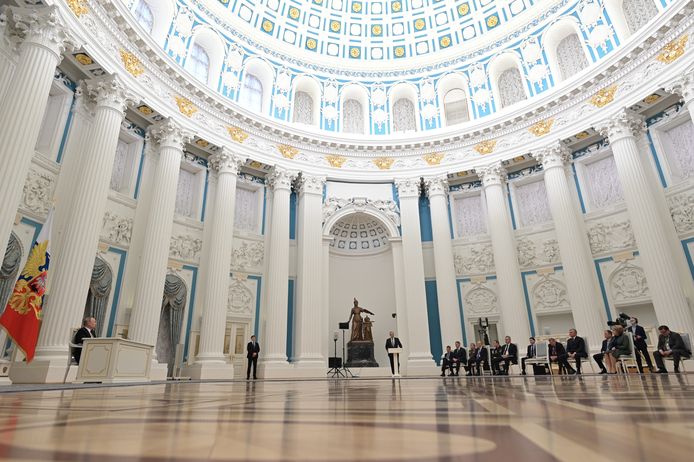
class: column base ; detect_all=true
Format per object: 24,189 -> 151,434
9,358 -> 71,384
257,360 -> 294,379
405,357 -> 437,376
183,362 -> 235,380
150,361 -> 168,381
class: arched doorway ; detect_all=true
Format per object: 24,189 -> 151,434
156,273 -> 187,377
83,257 -> 113,336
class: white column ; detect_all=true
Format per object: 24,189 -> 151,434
533,143 -> 605,346
128,119 -> 190,375
424,176 -> 463,346
597,109 -> 694,334
476,163 -> 531,343
394,178 -> 433,373
389,237 -> 409,372
259,167 -> 297,377
0,6 -> 74,251
188,149 -> 244,379
294,174 -> 327,371
321,236 -> 333,362
10,76 -> 129,384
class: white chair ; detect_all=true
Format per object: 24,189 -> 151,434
572,336 -> 595,374
617,332 -> 641,375
664,332 -> 692,372
524,342 -> 552,375
63,328 -> 81,384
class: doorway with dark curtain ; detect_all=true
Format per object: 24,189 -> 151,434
155,273 -> 187,377
83,257 -> 113,336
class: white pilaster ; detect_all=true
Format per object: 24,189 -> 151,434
258,166 -> 297,377
476,163 -> 531,343
187,149 -> 244,379
597,109 -> 694,335
389,237 -> 409,374
10,75 -> 129,384
0,6 -> 74,251
294,174 -> 327,371
424,176 -> 463,346
128,118 -> 190,379
533,143 -> 605,347
394,178 -> 433,373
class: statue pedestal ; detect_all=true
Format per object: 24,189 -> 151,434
346,341 -> 379,367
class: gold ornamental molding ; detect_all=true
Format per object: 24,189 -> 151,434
528,118 -> 555,137
656,34 -> 689,64
227,126 -> 248,143
474,140 -> 497,155
373,157 -> 394,170
119,50 -> 144,77
423,152 -> 444,165
67,0 -> 89,17
589,85 -> 619,108
278,144 -> 298,159
174,96 -> 197,117
325,155 -> 346,168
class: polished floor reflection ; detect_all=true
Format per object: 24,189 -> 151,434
0,374 -> 693,461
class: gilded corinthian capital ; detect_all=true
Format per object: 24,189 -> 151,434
532,141 -> 571,170
475,161 -> 507,187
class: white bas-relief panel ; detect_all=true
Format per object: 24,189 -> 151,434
230,237 -> 264,274
529,272 -> 571,314
511,179 -> 552,228
668,189 -> 694,236
452,193 -> 486,238
581,154 -> 624,211
227,274 -> 258,320
20,168 -> 56,218
101,212 -> 134,247
453,240 -> 494,276
585,210 -> 636,256
608,262 -> 650,305
459,279 -> 501,340
168,221 -> 203,264
515,228 -> 560,269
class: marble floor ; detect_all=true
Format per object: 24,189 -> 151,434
0,374 -> 692,461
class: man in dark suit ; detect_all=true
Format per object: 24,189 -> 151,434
627,317 -> 654,373
466,343 -> 478,376
489,340 -> 502,375
549,338 -> 572,374
441,345 -> 455,377
472,341 -> 488,376
385,331 -> 403,375
246,335 -> 260,380
452,341 -> 467,376
492,336 -> 518,375
593,329 -> 614,374
72,317 -> 97,364
521,337 -> 536,375
564,329 -> 587,374
653,325 -> 691,373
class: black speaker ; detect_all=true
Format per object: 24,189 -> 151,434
328,357 -> 342,368
338,322 -> 349,330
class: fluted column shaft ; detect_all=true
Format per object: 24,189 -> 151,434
477,163 -> 531,343
425,177 -> 463,345
598,110 -> 694,334
0,6 -> 73,251
395,178 -> 433,366
533,144 -> 605,346
35,76 -> 129,359
294,175 -> 327,365
128,119 -> 189,347
195,151 -> 244,362
262,167 -> 296,363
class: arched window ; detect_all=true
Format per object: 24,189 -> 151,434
556,33 -> 589,81
392,98 -> 416,132
443,89 -> 469,126
497,68 -> 526,108
623,0 -> 658,34
240,73 -> 263,113
133,0 -> 154,33
292,91 -> 314,125
342,99 -> 364,134
187,43 -> 210,83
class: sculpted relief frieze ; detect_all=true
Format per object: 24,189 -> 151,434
227,279 -> 254,317
610,263 -> 649,303
532,276 -> 570,313
230,240 -> 264,272
517,237 -> 560,269
587,220 -> 636,255
101,212 -> 133,246
322,197 -> 401,228
464,283 -> 498,316
669,191 -> 694,235
169,234 -> 203,261
454,243 -> 494,276
21,169 -> 55,217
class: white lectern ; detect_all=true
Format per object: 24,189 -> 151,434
388,348 -> 403,377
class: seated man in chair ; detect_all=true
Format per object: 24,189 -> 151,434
564,329 -> 587,374
72,317 -> 97,365
471,341 -> 488,376
451,341 -> 466,376
521,337 -> 536,376
653,325 -> 691,374
492,336 -> 518,375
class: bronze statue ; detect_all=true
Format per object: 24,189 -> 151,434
347,298 -> 374,342
363,316 -> 374,342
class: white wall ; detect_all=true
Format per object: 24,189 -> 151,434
329,250 -> 397,368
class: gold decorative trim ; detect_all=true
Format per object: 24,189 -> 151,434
373,157 -> 394,170
643,94 -> 661,104
474,140 -> 497,155
528,118 -> 555,137
656,34 -> 688,64
423,152 -> 444,166
119,49 -> 144,77
278,144 -> 298,159
67,0 -> 88,17
326,155 -> 346,168
589,85 -> 619,108
174,96 -> 197,117
227,126 -> 248,143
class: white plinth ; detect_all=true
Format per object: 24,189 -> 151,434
75,338 -> 153,383
183,362 -> 235,380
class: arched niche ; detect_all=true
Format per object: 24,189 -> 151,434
488,52 -> 529,110
187,26 -> 224,88
341,83 -> 370,135
436,72 -> 471,127
389,82 -> 419,133
239,57 -> 274,115
543,18 -> 591,83
134,0 -> 175,47
291,75 -> 321,126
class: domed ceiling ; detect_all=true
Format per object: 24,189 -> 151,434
329,213 -> 391,255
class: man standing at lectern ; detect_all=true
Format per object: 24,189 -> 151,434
385,331 -> 403,375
